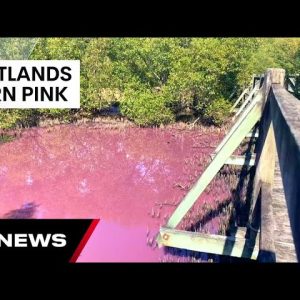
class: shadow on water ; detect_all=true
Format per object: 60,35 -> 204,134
224,126 -> 259,230
163,194 -> 256,262
164,124 -> 259,262
188,198 -> 232,232
218,124 -> 258,262
3,202 -> 38,219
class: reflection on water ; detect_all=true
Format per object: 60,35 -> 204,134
0,124 -> 227,261
4,202 -> 39,219
25,173 -> 34,186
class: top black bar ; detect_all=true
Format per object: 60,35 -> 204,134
1,3 -> 300,37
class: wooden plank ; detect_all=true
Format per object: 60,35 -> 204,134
230,87 -> 249,112
210,154 -> 256,166
271,155 -> 297,262
258,182 -> 276,262
253,75 -> 261,89
249,92 -> 277,226
271,84 -> 300,261
233,227 -> 247,239
233,84 -> 259,121
164,94 -> 263,229
248,69 -> 282,230
273,242 -> 297,262
213,90 -> 263,156
270,69 -> 285,85
287,77 -> 295,93
290,78 -> 296,86
158,227 -> 259,260
258,123 -> 276,184
246,131 -> 259,138
226,155 -> 256,166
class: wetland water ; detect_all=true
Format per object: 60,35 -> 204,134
0,124 -> 232,262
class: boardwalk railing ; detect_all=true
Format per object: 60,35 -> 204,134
255,70 -> 300,262
156,68 -> 300,262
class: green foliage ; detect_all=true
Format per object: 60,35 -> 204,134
163,38 -> 231,115
109,38 -> 178,89
1,37 -> 300,129
0,110 -> 21,129
80,38 -> 119,114
202,98 -> 232,126
38,109 -> 72,121
236,38 -> 300,86
0,134 -> 15,143
31,38 -> 90,60
120,88 -> 174,126
0,109 -> 39,129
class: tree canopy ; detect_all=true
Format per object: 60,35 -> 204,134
1,37 -> 300,129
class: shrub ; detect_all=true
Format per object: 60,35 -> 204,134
120,88 -> 175,126
0,110 -> 22,129
38,109 -> 72,121
202,97 -> 232,126
0,109 -> 40,129
80,38 -> 120,113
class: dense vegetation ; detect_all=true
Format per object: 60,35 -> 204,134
1,38 -> 300,129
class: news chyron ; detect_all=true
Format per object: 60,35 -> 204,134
0,233 -> 66,248
0,220 -> 94,264
0,60 -> 80,108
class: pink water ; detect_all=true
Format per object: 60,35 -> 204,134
0,124 -> 230,262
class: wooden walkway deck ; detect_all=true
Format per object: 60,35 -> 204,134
271,154 -> 297,262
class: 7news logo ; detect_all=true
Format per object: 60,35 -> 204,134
0,233 -> 67,247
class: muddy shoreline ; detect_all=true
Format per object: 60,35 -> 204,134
1,115 -> 229,143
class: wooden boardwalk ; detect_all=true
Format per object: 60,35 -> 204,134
271,154 -> 297,262
157,69 -> 300,262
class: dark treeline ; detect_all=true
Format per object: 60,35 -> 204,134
1,38 -> 300,129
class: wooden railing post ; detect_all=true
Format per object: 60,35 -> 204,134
270,68 -> 285,86
249,68 -> 286,262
